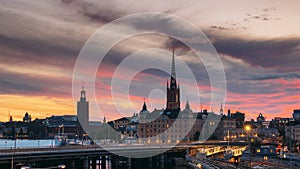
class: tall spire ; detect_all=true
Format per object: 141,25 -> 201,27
185,97 -> 190,109
220,101 -> 223,115
142,98 -> 147,111
171,46 -> 176,79
166,46 -> 180,112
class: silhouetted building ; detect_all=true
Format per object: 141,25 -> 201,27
109,113 -> 139,139
285,119 -> 300,142
77,86 -> 89,128
138,100 -> 205,143
1,118 -> 47,139
257,113 -> 265,127
231,111 -> 245,128
137,49 -> 230,143
258,127 -> 278,143
270,117 -> 291,138
293,109 -> 300,121
219,116 -> 237,141
255,145 -> 276,156
165,48 -> 180,115
76,87 -> 111,141
113,117 -> 131,131
139,101 -> 150,119
23,112 -> 31,122
44,115 -> 82,138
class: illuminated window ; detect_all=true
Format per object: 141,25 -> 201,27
257,149 -> 261,153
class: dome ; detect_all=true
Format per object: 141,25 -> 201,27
182,100 -> 193,114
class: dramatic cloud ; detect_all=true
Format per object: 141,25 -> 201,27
0,34 -> 78,69
0,68 -> 71,97
213,36 -> 300,71
243,72 -> 300,81
1,0 -> 300,121
59,0 -> 127,23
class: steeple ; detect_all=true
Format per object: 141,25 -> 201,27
185,98 -> 190,109
166,47 -> 180,112
169,47 -> 177,90
80,86 -> 86,102
142,98 -> 147,112
220,101 -> 223,115
171,46 -> 176,79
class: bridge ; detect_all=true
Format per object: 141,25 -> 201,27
0,141 -> 248,169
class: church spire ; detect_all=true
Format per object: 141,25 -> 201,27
166,47 -> 180,112
171,46 -> 176,79
220,101 -> 223,115
142,98 -> 147,112
185,97 -> 190,109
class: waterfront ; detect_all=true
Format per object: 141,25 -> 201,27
0,139 -> 54,149
0,140 -> 190,169
0,140 -> 299,169
84,160 -> 190,169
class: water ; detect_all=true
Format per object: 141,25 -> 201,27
89,157 -> 189,169
0,139 -> 54,149
89,160 -> 189,169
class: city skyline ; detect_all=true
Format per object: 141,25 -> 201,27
1,1 -> 300,121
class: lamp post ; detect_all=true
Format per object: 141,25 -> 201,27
244,125 -> 251,168
166,124 -> 169,144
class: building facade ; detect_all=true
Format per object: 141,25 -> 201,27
293,109 -> 300,121
286,124 -> 300,142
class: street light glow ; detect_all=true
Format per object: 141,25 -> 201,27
245,125 -> 251,132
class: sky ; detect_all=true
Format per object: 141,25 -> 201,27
0,0 -> 300,122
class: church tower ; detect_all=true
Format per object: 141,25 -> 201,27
139,99 -> 149,119
77,86 -> 89,128
166,48 -> 180,112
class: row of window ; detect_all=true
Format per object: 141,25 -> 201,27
140,135 -> 184,139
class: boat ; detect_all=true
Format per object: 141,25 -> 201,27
68,138 -> 83,146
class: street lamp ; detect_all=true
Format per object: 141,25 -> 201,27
244,125 -> 252,168
166,124 -> 169,144
244,125 -> 251,132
